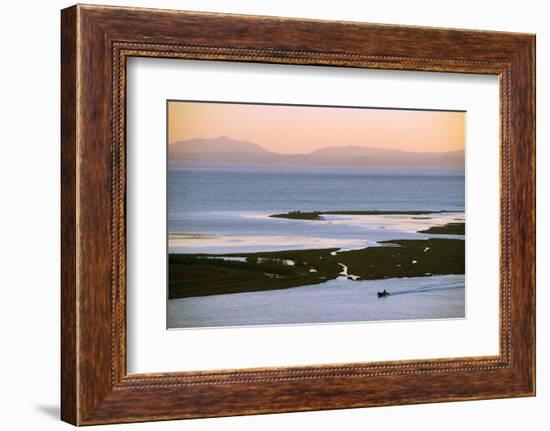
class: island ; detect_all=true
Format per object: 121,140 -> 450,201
269,209 -> 452,221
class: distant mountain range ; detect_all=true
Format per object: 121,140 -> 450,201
169,136 -> 464,167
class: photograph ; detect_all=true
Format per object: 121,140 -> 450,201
166,101 -> 466,328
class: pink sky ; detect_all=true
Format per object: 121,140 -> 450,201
168,101 -> 465,154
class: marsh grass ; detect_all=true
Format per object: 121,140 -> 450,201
418,222 -> 465,235
169,239 -> 464,299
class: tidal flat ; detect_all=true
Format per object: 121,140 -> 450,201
169,237 -> 464,299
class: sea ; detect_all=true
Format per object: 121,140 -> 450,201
166,164 -> 466,328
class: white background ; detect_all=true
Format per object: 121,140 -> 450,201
0,0 -> 547,430
127,59 -> 500,373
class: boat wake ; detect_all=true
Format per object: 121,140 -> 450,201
383,281 -> 464,296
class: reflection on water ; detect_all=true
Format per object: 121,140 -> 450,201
169,232 -> 366,254
169,212 -> 464,254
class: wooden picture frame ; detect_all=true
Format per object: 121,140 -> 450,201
61,4 -> 535,425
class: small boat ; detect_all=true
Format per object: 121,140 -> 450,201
377,289 -> 390,298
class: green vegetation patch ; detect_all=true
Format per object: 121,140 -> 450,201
337,238 -> 464,280
269,210 -> 323,220
168,248 -> 340,299
418,222 -> 465,235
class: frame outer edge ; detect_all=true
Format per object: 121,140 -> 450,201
503,35 -> 536,395
61,4 -> 536,425
61,5 -> 79,426
527,35 -> 536,395
531,34 -> 536,396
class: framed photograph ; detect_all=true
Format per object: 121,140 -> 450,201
61,4 -> 536,425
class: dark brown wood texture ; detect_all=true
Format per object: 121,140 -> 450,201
61,4 -> 535,425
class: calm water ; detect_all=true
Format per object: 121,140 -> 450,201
168,165 -> 464,247
167,164 -> 466,327
168,275 -> 465,328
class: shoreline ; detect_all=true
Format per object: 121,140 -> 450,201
168,237 -> 465,299
168,210 -> 465,299
269,209 -> 456,221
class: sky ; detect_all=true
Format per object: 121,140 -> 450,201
168,101 -> 465,154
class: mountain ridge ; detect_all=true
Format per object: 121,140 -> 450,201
169,136 -> 464,167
